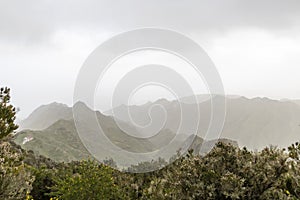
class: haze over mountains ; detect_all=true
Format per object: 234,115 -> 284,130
14,94 -> 300,165
106,95 -> 300,150
16,102 -> 159,165
19,102 -> 73,131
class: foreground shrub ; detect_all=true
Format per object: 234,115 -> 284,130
49,160 -> 121,200
0,141 -> 34,200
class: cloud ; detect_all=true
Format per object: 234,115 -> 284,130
0,0 -> 300,43
1,0 -> 300,118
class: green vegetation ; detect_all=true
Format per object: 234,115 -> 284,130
0,140 -> 34,200
2,87 -> 300,199
49,160 -> 120,199
0,87 -> 18,139
1,139 -> 300,199
14,119 -> 91,162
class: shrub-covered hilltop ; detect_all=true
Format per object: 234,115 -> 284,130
1,87 -> 300,200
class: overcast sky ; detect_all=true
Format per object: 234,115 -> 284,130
1,0 -> 300,118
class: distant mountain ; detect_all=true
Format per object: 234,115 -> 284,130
18,102 -> 72,131
105,98 -> 211,139
200,138 -> 239,154
178,94 -> 241,104
14,119 -> 90,162
15,95 -> 300,164
14,101 -> 238,165
182,134 -> 204,154
179,94 -> 214,104
181,134 -> 238,155
222,97 -> 300,150
280,98 -> 300,107
14,102 -> 156,165
293,100 -> 300,107
107,96 -> 300,150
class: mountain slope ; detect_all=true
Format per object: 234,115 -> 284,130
15,101 -> 238,165
18,102 -> 72,131
107,96 -> 300,150
222,97 -> 300,150
15,95 -> 300,163
15,119 -> 90,162
14,102 -> 156,165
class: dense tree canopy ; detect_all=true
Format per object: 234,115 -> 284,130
0,137 -> 300,199
21,142 -> 300,200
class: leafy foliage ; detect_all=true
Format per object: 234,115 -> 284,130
0,141 -> 34,200
2,139 -> 300,199
0,87 -> 18,139
49,160 -> 121,200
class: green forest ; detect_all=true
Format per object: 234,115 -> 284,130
1,87 -> 300,200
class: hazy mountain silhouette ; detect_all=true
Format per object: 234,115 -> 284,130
15,102 -> 155,164
18,102 -> 73,131
15,94 -> 300,163
15,100 -> 238,165
107,95 -> 300,150
222,97 -> 300,150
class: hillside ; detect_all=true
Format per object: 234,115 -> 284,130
107,96 -> 300,150
15,102 -> 156,165
18,102 -> 73,131
222,97 -> 300,150
14,101 -> 239,165
15,119 -> 90,162
15,95 -> 300,163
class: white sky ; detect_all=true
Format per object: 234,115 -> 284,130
1,0 -> 300,119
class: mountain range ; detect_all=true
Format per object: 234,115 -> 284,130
16,102 -> 211,166
105,95 -> 300,150
14,95 -> 300,164
16,102 -> 159,165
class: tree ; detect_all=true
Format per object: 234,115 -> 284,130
50,160 -> 121,200
0,141 -> 34,200
0,87 -> 18,139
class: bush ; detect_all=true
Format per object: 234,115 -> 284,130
49,160 -> 121,200
0,141 -> 34,200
